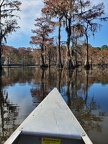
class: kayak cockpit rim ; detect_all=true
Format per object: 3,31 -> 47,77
6,130 -> 89,144
19,130 -> 82,139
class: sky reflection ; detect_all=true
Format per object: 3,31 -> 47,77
89,83 -> 108,114
5,83 -> 35,120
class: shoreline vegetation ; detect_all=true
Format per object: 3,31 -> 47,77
1,44 -> 108,69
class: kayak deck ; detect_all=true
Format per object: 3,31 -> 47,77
5,88 -> 93,144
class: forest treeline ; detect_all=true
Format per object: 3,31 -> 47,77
1,0 -> 108,70
2,44 -> 108,67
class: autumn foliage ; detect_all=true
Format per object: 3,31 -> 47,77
30,0 -> 108,69
1,44 -> 108,67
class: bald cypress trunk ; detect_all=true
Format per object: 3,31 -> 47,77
66,18 -> 73,69
0,41 -> 2,71
57,17 -> 63,68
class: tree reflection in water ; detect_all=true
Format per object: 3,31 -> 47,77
64,69 -> 103,135
0,70 -> 19,144
0,67 -> 108,144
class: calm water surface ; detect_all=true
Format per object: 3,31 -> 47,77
0,67 -> 108,144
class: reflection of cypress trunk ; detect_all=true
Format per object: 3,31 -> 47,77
70,71 -> 76,109
0,99 -> 5,138
85,70 -> 89,104
57,69 -> 62,91
41,69 -> 45,99
75,69 -> 78,98
66,70 -> 73,107
71,81 -> 74,105
0,77 -> 4,136
66,80 -> 71,107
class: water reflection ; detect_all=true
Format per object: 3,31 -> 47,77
0,75 -> 19,143
0,67 -> 108,144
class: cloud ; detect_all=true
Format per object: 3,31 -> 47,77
18,0 -> 43,33
7,0 -> 43,47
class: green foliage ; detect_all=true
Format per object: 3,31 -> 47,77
101,45 -> 108,50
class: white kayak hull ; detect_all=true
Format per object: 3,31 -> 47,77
5,88 -> 93,144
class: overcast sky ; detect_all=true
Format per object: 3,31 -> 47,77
6,0 -> 108,48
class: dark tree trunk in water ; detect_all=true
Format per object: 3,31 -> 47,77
40,42 -> 48,68
84,29 -> 90,70
66,18 -> 74,70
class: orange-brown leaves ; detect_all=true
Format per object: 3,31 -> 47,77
30,16 -> 54,48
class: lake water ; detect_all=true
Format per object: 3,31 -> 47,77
0,67 -> 108,144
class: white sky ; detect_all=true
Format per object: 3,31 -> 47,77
6,0 -> 108,48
